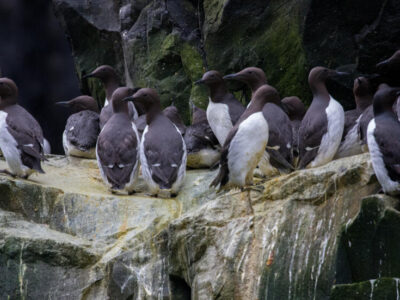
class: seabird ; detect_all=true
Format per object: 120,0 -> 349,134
335,77 -> 373,158
195,70 -> 245,146
0,78 -> 45,178
298,67 -> 346,169
56,95 -> 100,159
163,105 -> 186,135
96,87 -> 140,194
281,96 -> 306,163
184,105 -> 220,168
126,88 -> 187,197
367,85 -> 400,195
84,65 -> 138,128
224,67 -> 294,175
210,85 -> 274,189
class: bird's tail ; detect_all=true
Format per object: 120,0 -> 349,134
210,164 -> 228,188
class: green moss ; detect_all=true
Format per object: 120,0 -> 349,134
180,43 -> 205,81
204,0 -> 311,105
331,278 -> 399,300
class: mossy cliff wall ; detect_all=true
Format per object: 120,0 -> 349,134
52,0 -> 400,121
1,154 -> 400,299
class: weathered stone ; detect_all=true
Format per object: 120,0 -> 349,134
52,0 -> 400,120
2,153 -> 398,299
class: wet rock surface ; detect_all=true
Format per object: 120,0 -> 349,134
52,0 -> 400,120
1,154 -> 399,299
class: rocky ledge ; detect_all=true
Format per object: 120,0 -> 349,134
0,154 -> 400,299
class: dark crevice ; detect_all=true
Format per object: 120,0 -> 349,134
169,274 -> 191,300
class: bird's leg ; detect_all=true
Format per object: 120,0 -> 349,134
241,186 -> 254,215
0,169 -> 16,178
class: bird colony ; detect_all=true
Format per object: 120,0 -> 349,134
0,50 -> 399,197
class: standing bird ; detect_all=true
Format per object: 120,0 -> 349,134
367,85 -> 400,195
184,105 -> 220,168
195,71 -> 245,146
281,96 -> 306,163
358,83 -> 389,152
84,65 -> 138,128
210,85 -> 274,189
126,88 -> 187,197
96,87 -> 140,194
298,67 -> 346,169
335,77 -> 373,158
56,96 -> 100,159
0,78 -> 45,178
224,67 -> 293,175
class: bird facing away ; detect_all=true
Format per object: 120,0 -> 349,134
0,78 -> 46,178
84,65 -> 138,128
367,85 -> 400,195
96,87 -> 140,194
210,85 -> 276,189
56,95 -> 100,159
126,88 -> 187,197
298,66 -> 346,169
163,105 -> 186,135
335,77 -> 373,159
281,96 -> 306,162
195,70 -> 245,146
184,105 -> 220,169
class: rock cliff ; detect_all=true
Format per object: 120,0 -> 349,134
1,154 -> 400,299
51,0 -> 400,122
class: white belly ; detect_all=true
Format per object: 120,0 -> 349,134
0,111 -> 34,177
207,99 -> 233,146
335,115 -> 362,159
309,97 -> 344,168
43,138 -> 51,154
63,131 -> 96,159
227,112 -> 269,187
367,119 -> 400,194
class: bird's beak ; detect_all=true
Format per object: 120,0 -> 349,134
334,71 -> 350,76
376,59 -> 389,69
82,73 -> 94,79
223,73 -> 237,80
55,101 -> 70,107
194,79 -> 204,85
122,96 -> 135,102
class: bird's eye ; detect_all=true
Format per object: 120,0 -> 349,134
144,94 -> 148,97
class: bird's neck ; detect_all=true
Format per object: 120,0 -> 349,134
355,94 -> 373,112
311,82 -> 330,100
104,80 -> 119,101
209,83 -> 228,102
146,104 -> 162,124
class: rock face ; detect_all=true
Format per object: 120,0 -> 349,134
1,154 -> 400,299
51,0 -> 400,121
